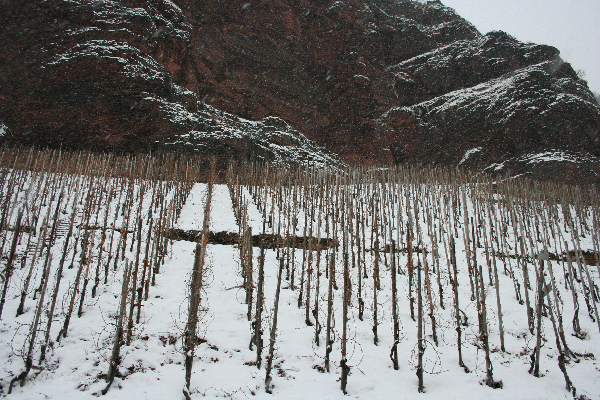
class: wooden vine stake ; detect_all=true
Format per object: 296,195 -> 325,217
102,260 -> 132,395
416,259 -> 424,393
265,253 -> 284,393
543,264 -> 576,396
451,236 -> 469,372
325,253 -> 334,372
251,202 -> 267,366
530,255 -> 544,378
0,211 -> 22,319
478,264 -> 498,388
340,253 -> 350,394
390,240 -> 399,370
183,160 -> 214,400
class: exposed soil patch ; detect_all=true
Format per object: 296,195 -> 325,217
162,229 -> 338,250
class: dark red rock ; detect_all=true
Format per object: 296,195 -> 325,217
173,0 -> 479,163
0,0 -> 476,161
0,0 -> 598,184
380,58 -> 600,185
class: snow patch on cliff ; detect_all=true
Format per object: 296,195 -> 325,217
47,40 -> 144,66
484,161 -> 506,172
144,96 -> 199,125
518,151 -> 591,165
0,122 -> 8,138
159,103 -> 343,167
459,147 -> 482,164
402,61 -> 600,130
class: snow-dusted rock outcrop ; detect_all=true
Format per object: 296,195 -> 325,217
1,0 -> 598,182
379,31 -> 600,185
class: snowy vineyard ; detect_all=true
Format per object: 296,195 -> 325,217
0,148 -> 599,400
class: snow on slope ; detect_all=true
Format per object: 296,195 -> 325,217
1,171 -> 599,400
158,103 -> 344,168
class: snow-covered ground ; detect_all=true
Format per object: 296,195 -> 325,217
0,166 -> 599,400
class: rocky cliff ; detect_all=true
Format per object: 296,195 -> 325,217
380,30 -> 600,184
1,0 -> 599,182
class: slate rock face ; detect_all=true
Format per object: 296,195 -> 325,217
0,0 -> 477,163
172,0 -> 480,164
1,0 -> 599,183
380,36 -> 600,185
155,103 -> 344,167
0,0 -> 339,165
0,0 -> 195,152
387,30 -> 563,105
